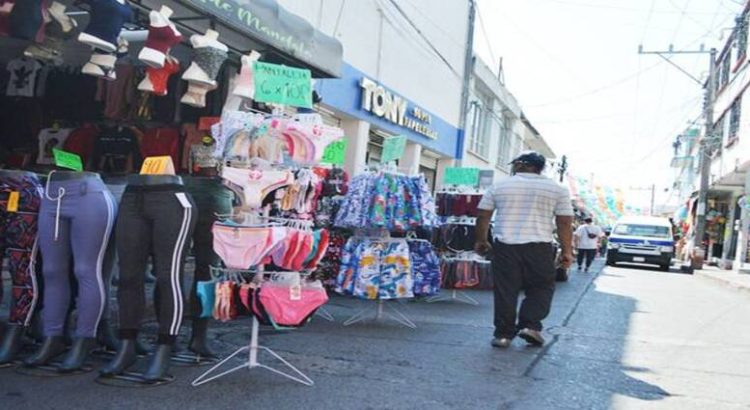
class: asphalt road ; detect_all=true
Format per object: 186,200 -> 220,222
1,259 -> 749,409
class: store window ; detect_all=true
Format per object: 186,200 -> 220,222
728,97 -> 741,147
469,91 -> 492,159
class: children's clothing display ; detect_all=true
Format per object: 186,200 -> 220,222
334,172 -> 440,231
440,256 -> 492,290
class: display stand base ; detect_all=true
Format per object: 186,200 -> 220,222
15,362 -> 93,377
426,290 -> 479,306
95,372 -> 175,388
315,307 -> 335,322
343,300 -> 417,329
171,352 -> 219,367
192,317 -> 313,387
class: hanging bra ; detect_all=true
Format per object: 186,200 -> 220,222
143,24 -> 182,57
193,46 -> 227,80
141,58 -> 180,96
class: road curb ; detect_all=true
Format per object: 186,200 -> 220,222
694,269 -> 750,294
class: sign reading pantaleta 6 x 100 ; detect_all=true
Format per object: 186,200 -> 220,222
253,62 -> 312,108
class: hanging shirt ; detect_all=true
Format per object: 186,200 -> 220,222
140,127 -> 180,167
62,125 -> 99,166
91,127 -> 141,175
6,58 -> 42,97
36,128 -> 72,165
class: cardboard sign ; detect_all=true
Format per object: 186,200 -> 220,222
444,167 -> 480,186
140,156 -> 176,175
321,139 -> 347,165
52,148 -> 83,172
253,61 -> 312,108
7,192 -> 19,212
381,135 -> 407,163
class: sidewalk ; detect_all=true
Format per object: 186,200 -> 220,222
694,265 -> 750,293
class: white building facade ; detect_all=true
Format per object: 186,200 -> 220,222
277,0 -> 472,188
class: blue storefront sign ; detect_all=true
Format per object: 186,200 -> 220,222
315,62 -> 464,159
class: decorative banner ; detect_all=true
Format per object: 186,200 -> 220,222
140,156 -> 176,175
381,135 -> 407,163
253,61 -> 312,108
52,148 -> 83,172
321,138 -> 347,166
443,167 -> 480,186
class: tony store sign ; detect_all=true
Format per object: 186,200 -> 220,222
360,77 -> 438,140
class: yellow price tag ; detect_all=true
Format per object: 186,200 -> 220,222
7,192 -> 19,212
140,156 -> 176,175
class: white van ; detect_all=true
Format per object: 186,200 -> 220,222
606,216 -> 674,271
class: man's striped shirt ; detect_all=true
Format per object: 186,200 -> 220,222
478,173 -> 574,244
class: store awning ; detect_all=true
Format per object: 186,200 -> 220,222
170,0 -> 343,78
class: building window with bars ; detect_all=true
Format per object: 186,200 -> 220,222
721,49 -> 732,89
728,97 -> 741,147
736,15 -> 748,68
469,92 -> 492,159
495,115 -> 512,169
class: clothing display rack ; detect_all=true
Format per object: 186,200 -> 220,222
192,266 -> 314,387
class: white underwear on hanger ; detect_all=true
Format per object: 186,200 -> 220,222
181,82 -> 217,108
82,53 -> 117,81
232,50 -> 261,99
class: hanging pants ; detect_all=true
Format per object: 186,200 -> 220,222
491,241 -> 556,339
184,176 -> 232,319
116,184 -> 196,344
0,172 -> 43,326
38,175 -> 116,338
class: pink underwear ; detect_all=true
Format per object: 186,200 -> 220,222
212,224 -> 285,269
222,167 -> 293,209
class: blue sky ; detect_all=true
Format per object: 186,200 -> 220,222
474,0 -> 744,208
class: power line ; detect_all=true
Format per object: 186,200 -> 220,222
476,3 -> 497,66
385,0 -> 463,79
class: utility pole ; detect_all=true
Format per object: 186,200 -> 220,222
456,0 -> 476,168
638,44 -> 716,269
650,183 -> 656,216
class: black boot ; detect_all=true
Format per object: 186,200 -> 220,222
142,344 -> 172,382
99,339 -> 138,376
24,336 -> 66,367
188,319 -> 216,358
0,324 -> 25,364
58,337 -> 95,373
97,320 -> 120,352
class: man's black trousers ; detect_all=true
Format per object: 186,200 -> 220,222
491,241 -> 556,339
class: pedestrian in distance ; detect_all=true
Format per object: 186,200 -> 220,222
474,151 -> 574,348
574,217 -> 602,273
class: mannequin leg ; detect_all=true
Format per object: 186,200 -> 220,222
143,190 -> 196,382
59,190 -> 115,372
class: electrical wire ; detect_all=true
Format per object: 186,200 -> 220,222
385,0 -> 463,79
476,2 -> 498,67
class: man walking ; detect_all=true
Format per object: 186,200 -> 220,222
475,151 -> 574,348
574,217 -> 602,273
